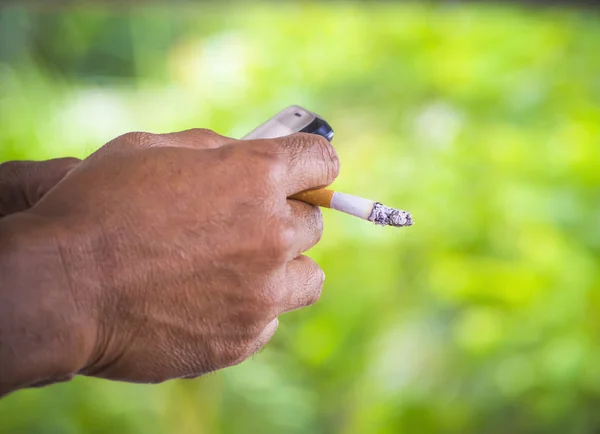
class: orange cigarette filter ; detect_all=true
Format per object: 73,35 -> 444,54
290,188 -> 334,208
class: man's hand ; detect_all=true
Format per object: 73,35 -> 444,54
0,129 -> 339,394
0,158 -> 80,217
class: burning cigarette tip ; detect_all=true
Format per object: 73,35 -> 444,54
368,203 -> 413,228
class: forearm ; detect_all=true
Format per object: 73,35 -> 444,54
0,213 -> 88,396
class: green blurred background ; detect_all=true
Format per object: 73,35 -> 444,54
1,2 -> 600,433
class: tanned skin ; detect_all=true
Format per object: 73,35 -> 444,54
0,129 -> 339,397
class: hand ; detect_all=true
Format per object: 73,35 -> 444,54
0,158 -> 80,217
10,128 -> 339,387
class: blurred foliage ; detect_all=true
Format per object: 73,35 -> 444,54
1,2 -> 600,433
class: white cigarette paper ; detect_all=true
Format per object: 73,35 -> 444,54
329,192 -> 413,227
290,189 -> 413,227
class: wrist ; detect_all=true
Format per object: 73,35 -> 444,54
0,212 -> 96,395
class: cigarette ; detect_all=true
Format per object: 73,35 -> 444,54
290,189 -> 413,228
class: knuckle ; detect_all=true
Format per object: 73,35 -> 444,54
119,131 -> 157,148
239,146 -> 285,196
188,127 -> 217,136
306,264 -> 325,306
289,256 -> 325,309
291,132 -> 313,152
157,128 -> 232,150
242,283 -> 278,320
314,135 -> 340,183
187,128 -> 228,142
257,284 -> 281,314
264,223 -> 295,261
286,133 -> 314,164
239,320 -> 278,363
258,151 -> 287,188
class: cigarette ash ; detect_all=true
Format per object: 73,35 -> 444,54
368,203 -> 413,227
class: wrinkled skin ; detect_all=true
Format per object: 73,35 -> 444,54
0,129 -> 339,396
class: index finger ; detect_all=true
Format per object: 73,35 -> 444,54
271,133 -> 340,196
